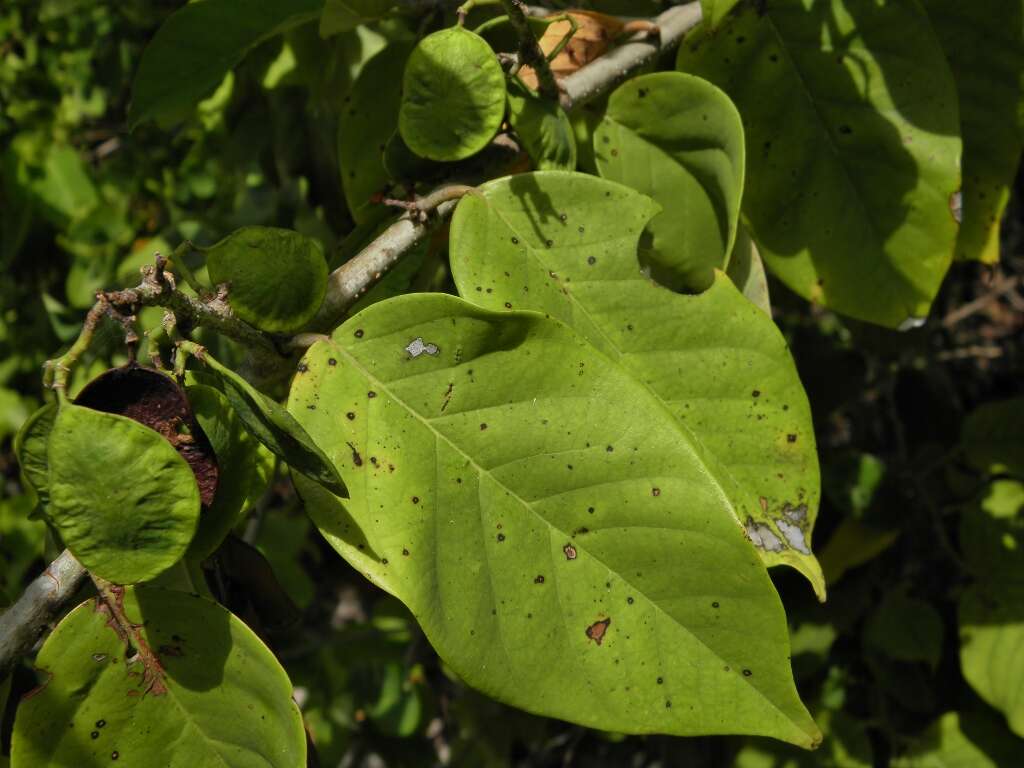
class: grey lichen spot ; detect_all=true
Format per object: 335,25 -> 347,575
745,516 -> 784,552
405,337 -> 440,358
775,517 -> 811,554
782,503 -> 808,523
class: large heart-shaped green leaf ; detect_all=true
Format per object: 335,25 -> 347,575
594,72 -> 745,292
47,405 -> 200,584
205,226 -> 328,333
959,479 -> 1024,737
678,0 -> 962,328
11,587 -> 305,767
448,172 -> 823,598
399,27 -> 506,162
921,0 -> 1024,264
129,0 -> 322,129
288,293 -> 819,746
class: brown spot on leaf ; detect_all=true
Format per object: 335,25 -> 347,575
563,543 -> 577,560
585,617 -> 611,645
346,442 -> 363,467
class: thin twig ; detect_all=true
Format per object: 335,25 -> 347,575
560,2 -> 703,110
310,185 -> 474,331
500,0 -> 560,100
941,274 -> 1022,328
0,550 -> 88,682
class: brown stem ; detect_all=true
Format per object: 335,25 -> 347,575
500,0 -> 560,100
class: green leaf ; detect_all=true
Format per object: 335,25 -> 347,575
700,1 -> 743,29
320,0 -> 393,36
11,587 -> 306,767
921,0 -> 1024,264
13,403 -> 56,511
193,352 -> 346,497
594,72 -> 745,292
338,43 -> 413,221
449,172 -> 824,598
129,0 -> 322,129
399,27 -> 506,162
962,397 -> 1024,476
185,384 -> 262,559
726,225 -> 771,315
864,591 -> 944,668
508,83 -> 577,171
47,405 -> 200,584
205,226 -> 328,333
288,293 -> 819,747
891,712 -> 1024,767
819,518 -> 899,586
678,0 -> 962,327
959,479 -> 1024,736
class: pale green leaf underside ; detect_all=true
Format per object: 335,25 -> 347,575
288,293 -> 818,746
679,0 -> 962,328
129,0 -> 322,129
594,72 -> 745,292
11,587 -> 305,767
448,172 -> 823,598
726,225 -> 772,315
47,405 -> 199,584
921,0 -> 1024,264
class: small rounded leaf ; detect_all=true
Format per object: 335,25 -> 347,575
14,403 -> 57,510
12,587 -> 306,767
206,226 -> 328,333
47,405 -> 200,583
399,27 -> 506,162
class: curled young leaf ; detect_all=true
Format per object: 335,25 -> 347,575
47,404 -> 200,584
399,27 -> 506,162
205,226 -> 328,333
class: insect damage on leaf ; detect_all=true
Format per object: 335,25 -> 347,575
586,617 -> 611,645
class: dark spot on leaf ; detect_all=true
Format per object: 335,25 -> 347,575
657,677 -> 664,685
588,506 -> 595,513
497,533 -> 506,542
839,125 -> 852,135
585,617 -> 611,645
712,601 -> 720,608
346,442 -> 363,467
346,412 -> 356,420
752,389 -> 760,398
91,731 -> 100,739
96,720 -> 106,728
743,669 -> 753,677
652,487 -> 660,497
559,213 -> 567,222
328,358 -> 337,366
412,496 -> 420,504
367,391 -> 377,399
504,302 -> 512,309
534,575 -> 545,584
587,256 -> 596,265
480,423 -> 488,430
354,329 -> 364,338
563,543 -> 577,560
627,597 -> 634,605
545,239 -> 554,247
665,700 -> 672,708
111,752 -> 119,761
402,548 -> 410,556
511,236 -> 519,244
787,434 -> 797,443
296,362 -> 308,373
606,445 -> 613,452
